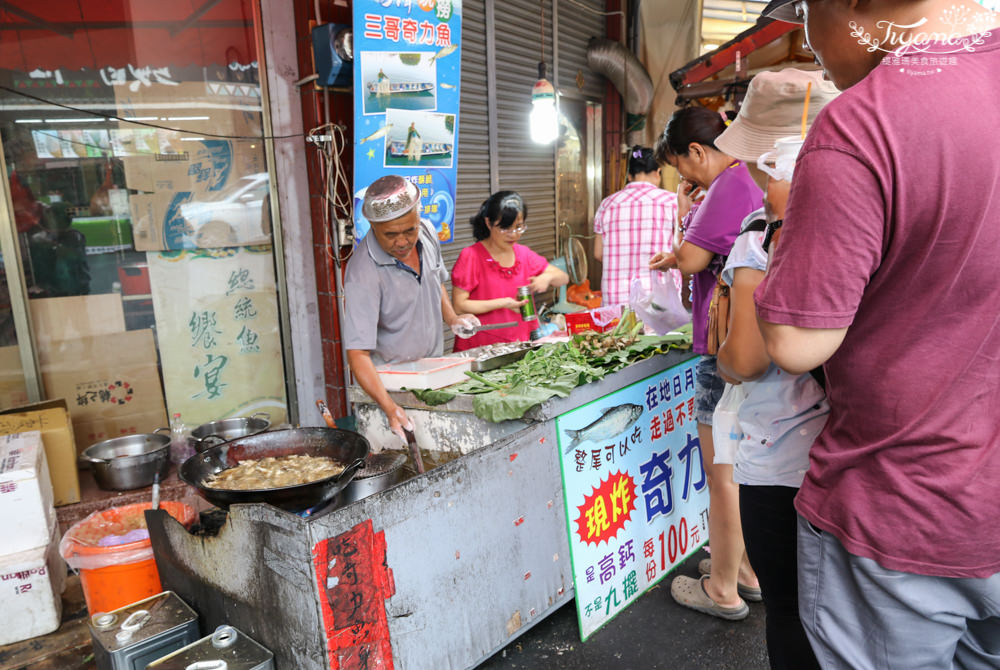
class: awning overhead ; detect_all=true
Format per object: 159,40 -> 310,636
669,18 -> 814,104
0,0 -> 257,72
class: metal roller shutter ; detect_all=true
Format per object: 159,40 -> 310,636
442,0 -> 491,351
446,0 -> 490,273
493,0 -> 558,262
557,0 -> 606,102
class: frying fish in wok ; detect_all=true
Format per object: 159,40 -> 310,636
205,454 -> 346,490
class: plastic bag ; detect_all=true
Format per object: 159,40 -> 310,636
60,501 -> 196,571
591,304 -> 623,329
712,382 -> 747,465
629,273 -> 690,335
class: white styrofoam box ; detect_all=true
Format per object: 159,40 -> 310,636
0,521 -> 66,646
376,357 -> 474,391
0,431 -> 56,555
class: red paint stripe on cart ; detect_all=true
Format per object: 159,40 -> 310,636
509,453 -> 518,462
313,520 -> 396,670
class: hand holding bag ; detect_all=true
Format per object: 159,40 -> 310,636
629,273 -> 690,335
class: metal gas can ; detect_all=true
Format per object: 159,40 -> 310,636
146,625 -> 274,670
89,591 -> 199,670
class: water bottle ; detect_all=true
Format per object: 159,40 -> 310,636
169,412 -> 193,465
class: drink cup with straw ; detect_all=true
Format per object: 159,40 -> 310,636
758,82 -> 814,182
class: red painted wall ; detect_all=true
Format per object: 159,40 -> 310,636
292,0 -> 354,416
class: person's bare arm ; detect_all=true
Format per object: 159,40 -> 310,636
756,320 -> 847,375
717,267 -> 770,382
528,264 -> 569,293
442,284 -> 481,336
672,240 -> 715,275
594,235 -> 603,262
346,349 -> 410,439
440,285 -> 461,326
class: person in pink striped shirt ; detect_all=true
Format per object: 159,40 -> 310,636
593,146 -> 678,308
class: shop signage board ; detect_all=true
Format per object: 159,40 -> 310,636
352,0 -> 462,243
148,246 -> 287,426
556,357 -> 709,640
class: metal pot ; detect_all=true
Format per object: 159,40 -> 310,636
190,413 -> 271,452
81,431 -> 171,491
340,452 -> 407,505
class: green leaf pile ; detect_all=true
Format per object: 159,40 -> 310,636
409,331 -> 691,422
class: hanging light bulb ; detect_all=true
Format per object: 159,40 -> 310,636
530,61 -> 558,144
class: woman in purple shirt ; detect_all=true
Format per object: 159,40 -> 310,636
650,106 -> 763,620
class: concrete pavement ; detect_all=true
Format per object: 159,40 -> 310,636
479,549 -> 770,670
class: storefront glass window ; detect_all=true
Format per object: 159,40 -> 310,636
0,0 -> 288,450
0,249 -> 28,406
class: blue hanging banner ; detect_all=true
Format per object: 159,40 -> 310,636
352,0 -> 462,243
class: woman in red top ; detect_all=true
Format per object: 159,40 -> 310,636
451,191 -> 568,351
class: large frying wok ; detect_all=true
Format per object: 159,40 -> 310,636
179,427 -> 368,511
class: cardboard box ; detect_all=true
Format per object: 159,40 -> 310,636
0,431 -> 56,553
114,80 -> 271,252
0,522 -> 65,646
114,81 -> 263,145
0,401 -> 80,506
566,306 -> 623,334
38,329 -> 168,455
128,152 -> 271,252
121,138 -> 266,196
29,295 -> 126,352
121,154 -> 198,194
114,80 -> 264,199
71,412 -> 170,447
0,345 -> 29,409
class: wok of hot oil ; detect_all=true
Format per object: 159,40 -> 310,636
206,454 -> 346,490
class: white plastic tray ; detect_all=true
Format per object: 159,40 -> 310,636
376,357 -> 474,391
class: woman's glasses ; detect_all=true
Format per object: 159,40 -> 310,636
497,224 -> 527,236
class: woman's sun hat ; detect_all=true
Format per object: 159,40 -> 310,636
714,68 -> 839,164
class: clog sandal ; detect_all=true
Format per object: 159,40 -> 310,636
671,574 -> 750,621
698,558 -> 763,602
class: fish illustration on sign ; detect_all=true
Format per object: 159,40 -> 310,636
439,82 -> 456,90
563,403 -> 644,452
359,123 -> 393,144
428,44 -> 457,63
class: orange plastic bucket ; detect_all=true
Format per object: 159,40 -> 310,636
60,501 -> 196,614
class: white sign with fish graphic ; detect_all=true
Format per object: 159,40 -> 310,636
556,357 -> 708,641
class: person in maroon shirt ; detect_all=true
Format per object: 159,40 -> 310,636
755,0 -> 1000,666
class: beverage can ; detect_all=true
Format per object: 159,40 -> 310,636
518,286 -> 537,321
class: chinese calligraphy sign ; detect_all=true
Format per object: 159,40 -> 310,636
557,357 -> 707,640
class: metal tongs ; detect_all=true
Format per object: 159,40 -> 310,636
466,321 -> 517,335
